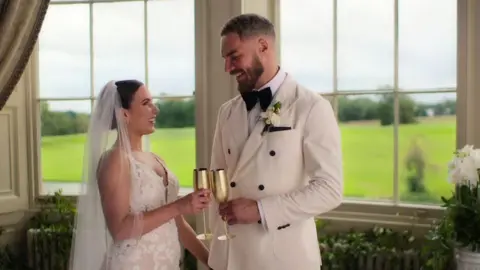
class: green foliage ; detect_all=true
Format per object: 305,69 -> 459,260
338,92 -> 454,125
40,101 -> 90,136
154,99 -> 195,128
27,190 -> 76,269
421,213 -> 455,270
420,182 -> 480,270
317,220 -> 422,269
377,93 -> 418,126
443,184 -> 480,251
29,190 -> 76,231
40,94 -> 456,137
416,99 -> 456,116
338,96 -> 379,122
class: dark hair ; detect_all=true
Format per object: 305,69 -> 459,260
220,13 -> 275,39
111,79 -> 144,129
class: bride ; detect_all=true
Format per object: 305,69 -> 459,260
68,80 -> 211,270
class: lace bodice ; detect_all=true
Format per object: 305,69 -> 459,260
130,157 -> 179,211
105,155 -> 182,270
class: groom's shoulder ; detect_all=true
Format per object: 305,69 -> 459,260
218,95 -> 242,113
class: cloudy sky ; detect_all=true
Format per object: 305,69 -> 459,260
39,0 -> 456,113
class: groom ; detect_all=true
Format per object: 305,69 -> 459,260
207,14 -> 343,270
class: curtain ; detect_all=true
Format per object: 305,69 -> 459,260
0,0 -> 50,110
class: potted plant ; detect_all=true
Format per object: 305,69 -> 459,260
445,144 -> 480,269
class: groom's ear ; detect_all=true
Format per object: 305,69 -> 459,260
257,38 -> 269,53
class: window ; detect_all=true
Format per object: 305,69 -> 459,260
279,0 -> 456,205
37,0 -> 195,195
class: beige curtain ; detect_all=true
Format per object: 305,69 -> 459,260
0,0 -> 50,110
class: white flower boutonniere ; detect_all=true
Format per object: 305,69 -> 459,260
260,101 -> 281,135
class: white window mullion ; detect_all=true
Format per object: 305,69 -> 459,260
332,0 -> 338,118
393,0 -> 400,204
143,0 -> 151,152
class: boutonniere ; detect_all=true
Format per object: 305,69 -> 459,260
260,101 -> 281,135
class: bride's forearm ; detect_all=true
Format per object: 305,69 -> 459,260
113,202 -> 181,241
176,216 -> 209,267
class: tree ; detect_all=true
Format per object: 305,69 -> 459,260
154,99 -> 195,128
377,93 -> 418,126
338,96 -> 378,122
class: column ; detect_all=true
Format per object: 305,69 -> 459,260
457,0 -> 480,148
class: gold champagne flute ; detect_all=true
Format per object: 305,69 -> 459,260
193,168 -> 212,240
211,169 -> 235,240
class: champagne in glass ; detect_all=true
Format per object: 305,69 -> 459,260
212,169 -> 236,240
193,168 -> 212,240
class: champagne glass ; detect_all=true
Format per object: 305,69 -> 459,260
193,168 -> 212,240
211,169 -> 236,240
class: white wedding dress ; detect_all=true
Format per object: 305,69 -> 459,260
104,155 -> 182,270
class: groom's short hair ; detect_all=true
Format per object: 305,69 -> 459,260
221,13 -> 275,40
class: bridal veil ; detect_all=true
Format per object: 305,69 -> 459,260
68,81 -> 144,270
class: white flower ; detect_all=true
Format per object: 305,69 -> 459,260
260,108 -> 281,126
448,144 -> 480,186
269,113 -> 281,126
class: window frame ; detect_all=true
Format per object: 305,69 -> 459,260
31,0 -> 467,228
272,0 -> 458,224
34,0 -> 196,198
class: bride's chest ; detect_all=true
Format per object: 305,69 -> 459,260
131,162 -> 177,210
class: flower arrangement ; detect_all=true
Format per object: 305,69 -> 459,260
444,145 -> 480,255
260,101 -> 281,135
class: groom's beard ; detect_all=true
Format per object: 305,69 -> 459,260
236,57 -> 264,94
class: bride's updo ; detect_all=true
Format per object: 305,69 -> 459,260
111,79 -> 144,130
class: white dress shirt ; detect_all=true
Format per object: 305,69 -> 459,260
247,67 -> 287,230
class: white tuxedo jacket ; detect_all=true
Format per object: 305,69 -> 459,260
207,74 -> 343,270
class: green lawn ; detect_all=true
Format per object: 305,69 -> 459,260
41,116 -> 456,204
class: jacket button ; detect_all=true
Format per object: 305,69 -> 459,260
230,182 -> 236,188
258,220 -> 261,224
269,150 -> 275,156
228,149 -> 231,154
258,184 -> 264,191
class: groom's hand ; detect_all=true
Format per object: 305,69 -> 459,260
218,198 -> 260,225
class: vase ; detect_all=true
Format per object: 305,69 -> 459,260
456,248 -> 480,270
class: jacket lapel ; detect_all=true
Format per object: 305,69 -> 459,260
233,74 -> 298,176
221,98 -> 248,175
224,98 -> 248,150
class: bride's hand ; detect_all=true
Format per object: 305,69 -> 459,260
175,189 -> 211,215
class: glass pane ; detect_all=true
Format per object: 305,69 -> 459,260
399,0 -> 457,90
147,0 -> 195,97
399,92 -> 456,204
40,100 -> 91,195
339,94 -> 394,200
149,97 -> 195,190
93,1 -> 145,94
337,0 -> 394,91
279,0 -> 333,93
39,4 -> 90,98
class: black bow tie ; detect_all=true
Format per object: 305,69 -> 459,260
241,87 -> 273,111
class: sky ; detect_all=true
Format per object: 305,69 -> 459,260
39,0 -> 457,113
